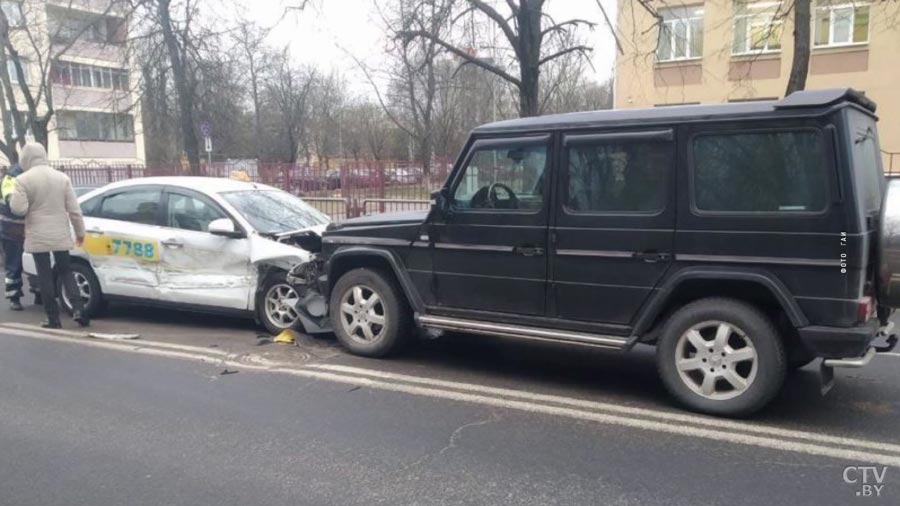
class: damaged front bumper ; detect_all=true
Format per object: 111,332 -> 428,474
284,256 -> 332,334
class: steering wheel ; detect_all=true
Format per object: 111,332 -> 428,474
487,183 -> 519,209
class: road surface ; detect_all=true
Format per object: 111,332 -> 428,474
1,315 -> 899,505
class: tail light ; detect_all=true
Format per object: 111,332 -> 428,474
858,296 -> 876,323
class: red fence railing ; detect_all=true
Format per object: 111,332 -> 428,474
52,160 -> 451,222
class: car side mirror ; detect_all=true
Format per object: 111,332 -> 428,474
208,218 -> 244,238
431,188 -> 453,218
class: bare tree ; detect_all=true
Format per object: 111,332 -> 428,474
398,0 -> 594,117
155,0 -> 203,174
785,0 -> 810,94
261,49 -> 315,163
232,21 -> 270,160
0,0 -> 129,159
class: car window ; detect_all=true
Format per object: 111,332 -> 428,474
166,192 -> 227,232
221,190 -> 330,235
452,143 -> 547,211
692,130 -> 828,213
81,195 -> 101,217
99,188 -> 162,225
566,139 -> 669,213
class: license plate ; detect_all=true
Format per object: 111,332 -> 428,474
83,235 -> 160,262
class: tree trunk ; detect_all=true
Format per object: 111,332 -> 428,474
785,0 -> 811,95
158,0 -> 201,175
514,0 -> 544,117
519,66 -> 540,117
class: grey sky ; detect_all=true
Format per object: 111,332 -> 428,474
230,0 -> 618,96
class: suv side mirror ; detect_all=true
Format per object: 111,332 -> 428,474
431,188 -> 453,218
208,218 -> 244,238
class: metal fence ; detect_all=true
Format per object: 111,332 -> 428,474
53,160 -> 450,222
885,151 -> 900,177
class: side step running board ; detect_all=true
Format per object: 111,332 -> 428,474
417,315 -> 628,350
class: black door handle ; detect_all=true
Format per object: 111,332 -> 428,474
632,251 -> 671,263
514,245 -> 545,257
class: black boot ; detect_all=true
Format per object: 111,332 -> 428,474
73,311 -> 90,328
9,299 -> 23,311
41,318 -> 62,329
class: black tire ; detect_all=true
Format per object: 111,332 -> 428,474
656,298 -> 787,417
257,272 -> 305,335
330,267 -> 411,357
58,262 -> 104,318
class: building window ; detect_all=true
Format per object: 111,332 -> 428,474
6,59 -> 26,85
48,8 -> 111,44
1,1 -> 23,27
733,1 -> 784,55
57,111 -> 134,142
692,130 -> 828,213
52,61 -> 129,91
657,6 -> 704,62
814,1 -> 869,47
2,111 -> 26,140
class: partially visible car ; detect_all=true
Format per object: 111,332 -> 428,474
74,185 -> 103,197
22,177 -> 331,333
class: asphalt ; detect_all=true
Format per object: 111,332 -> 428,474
1,332 -> 898,506
1,284 -> 900,505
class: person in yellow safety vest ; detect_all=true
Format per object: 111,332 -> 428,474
0,163 -> 25,310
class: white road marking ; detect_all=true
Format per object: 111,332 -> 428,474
0,323 -> 233,357
3,326 -> 900,466
306,363 -> 900,455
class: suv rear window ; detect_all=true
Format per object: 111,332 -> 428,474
847,110 -> 884,215
692,130 -> 828,213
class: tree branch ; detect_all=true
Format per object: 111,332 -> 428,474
541,19 -> 595,37
398,29 -> 522,86
538,45 -> 592,66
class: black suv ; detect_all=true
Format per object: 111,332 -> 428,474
293,88 -> 899,417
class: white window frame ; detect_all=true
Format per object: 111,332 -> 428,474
732,1 -> 784,56
814,1 -> 870,48
657,7 -> 704,63
6,58 -> 26,85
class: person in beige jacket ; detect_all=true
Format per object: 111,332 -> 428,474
9,143 -> 89,328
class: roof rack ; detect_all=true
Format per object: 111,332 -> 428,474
775,88 -> 876,113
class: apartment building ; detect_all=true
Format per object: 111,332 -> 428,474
0,0 -> 144,165
615,1 -> 900,167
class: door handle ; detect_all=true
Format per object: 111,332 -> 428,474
87,227 -> 104,235
161,238 -> 183,248
514,245 -> 545,257
632,251 -> 671,263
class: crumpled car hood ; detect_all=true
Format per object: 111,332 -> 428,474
249,224 -> 328,270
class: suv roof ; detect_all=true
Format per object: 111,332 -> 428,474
474,88 -> 875,134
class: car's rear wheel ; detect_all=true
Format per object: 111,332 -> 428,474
656,298 -> 786,417
330,268 -> 410,357
258,273 -> 305,335
58,262 -> 104,318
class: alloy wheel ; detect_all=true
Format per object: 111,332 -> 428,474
339,285 -> 386,344
264,284 -> 301,329
61,272 -> 91,309
674,320 -> 758,400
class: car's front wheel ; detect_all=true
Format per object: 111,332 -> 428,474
656,298 -> 786,417
257,272 -> 306,335
58,262 -> 104,318
330,268 -> 410,357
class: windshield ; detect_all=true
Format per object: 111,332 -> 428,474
221,189 -> 330,234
